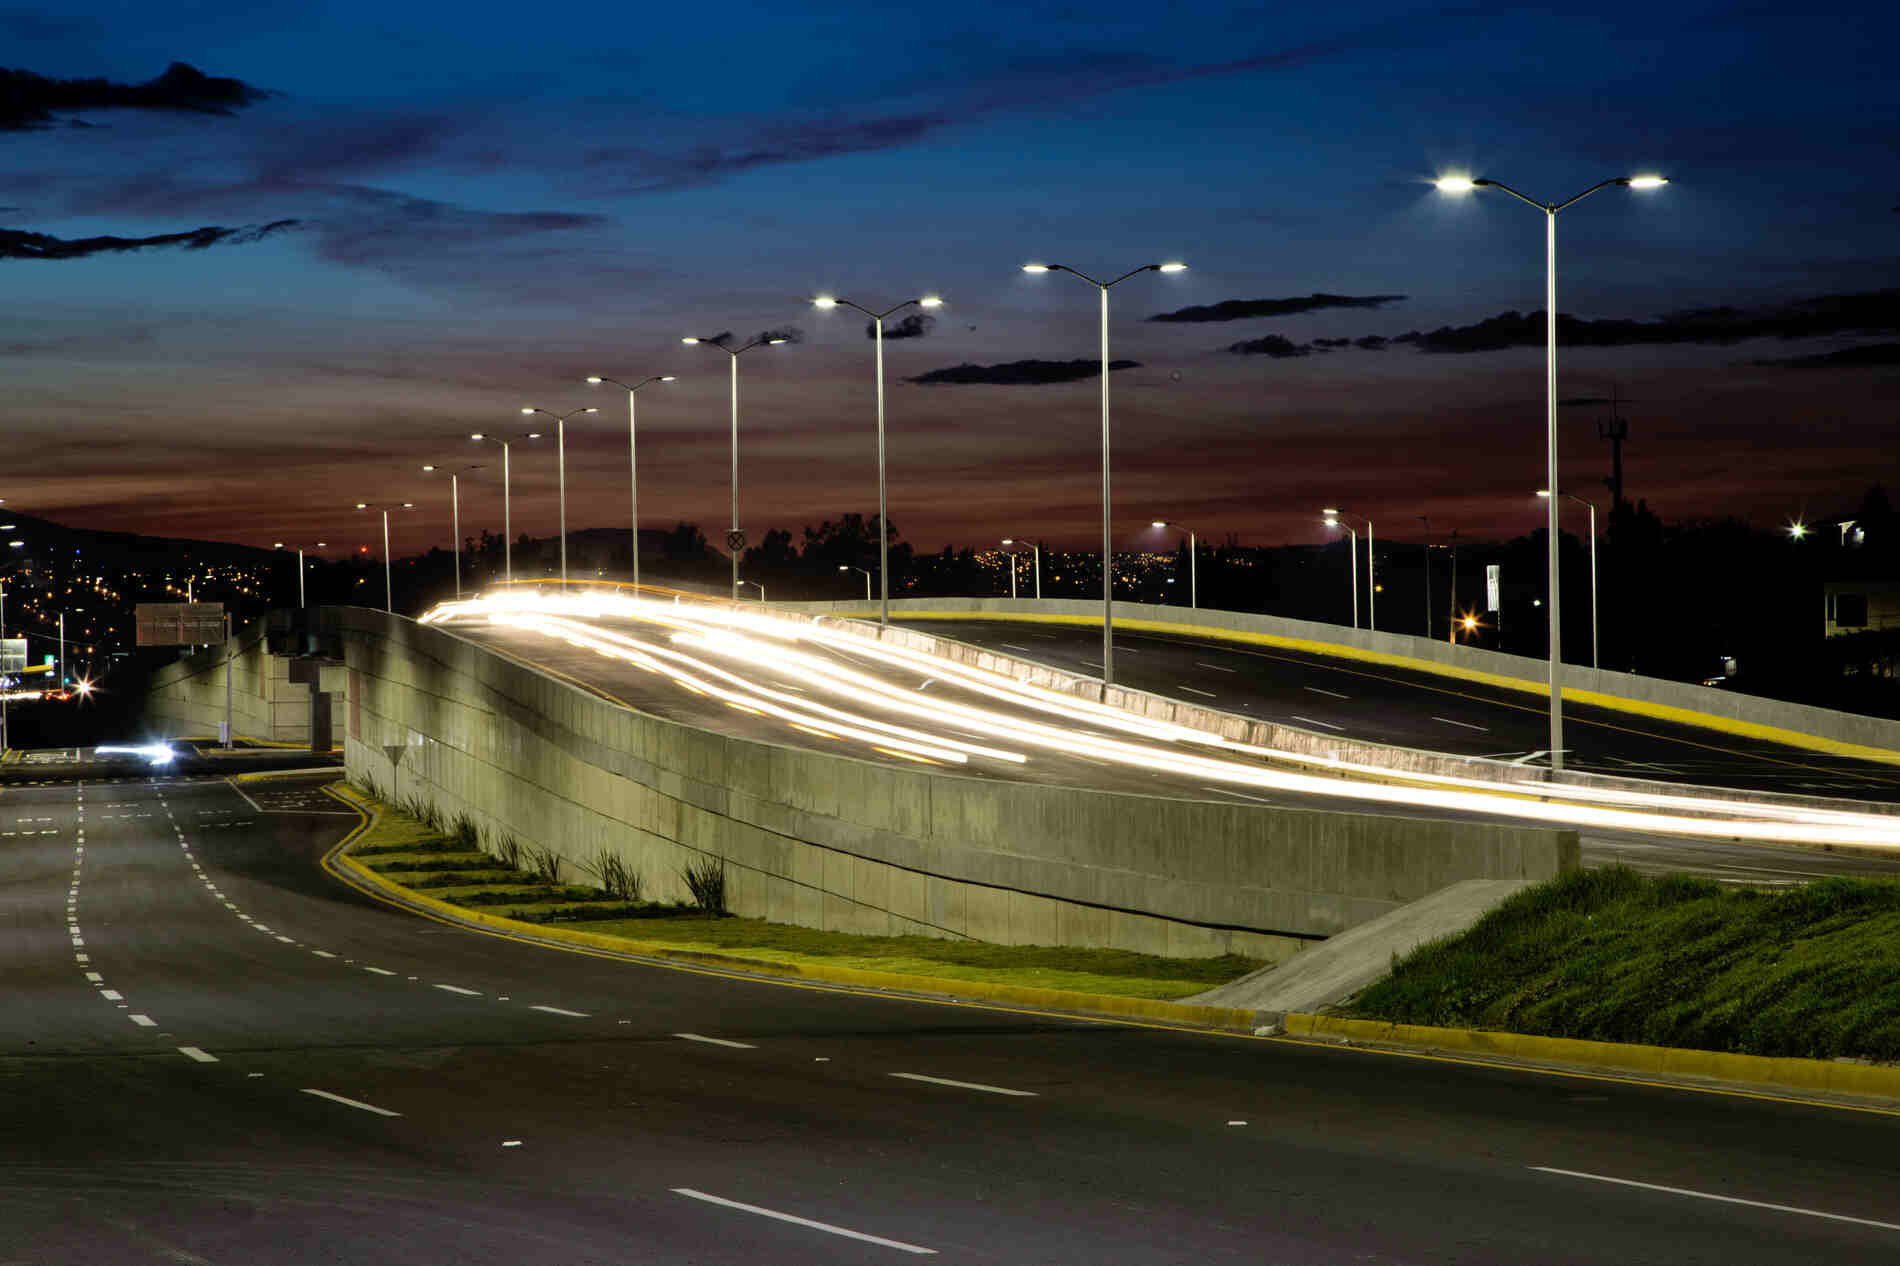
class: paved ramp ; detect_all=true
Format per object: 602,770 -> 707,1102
1187,877 -> 1533,1014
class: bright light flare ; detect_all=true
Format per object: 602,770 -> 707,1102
1435,175 -> 1477,193
918,296 -> 943,307
1157,262 -> 1187,272
1626,175 -> 1668,189
812,296 -> 839,309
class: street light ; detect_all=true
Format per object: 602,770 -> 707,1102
1000,538 -> 1041,600
1151,520 -> 1197,609
1323,507 -> 1374,630
1323,515 -> 1359,628
422,463 -> 483,599
470,430 -> 542,584
683,334 -> 788,600
586,373 -> 676,592
353,502 -> 416,613
520,406 -> 598,585
1435,170 -> 1666,771
1021,260 -> 1185,686
738,578 -> 765,603
812,293 -> 943,625
271,540 -> 328,609
838,564 -> 872,601
1539,489 -> 1600,670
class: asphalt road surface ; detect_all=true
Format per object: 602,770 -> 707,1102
443,614 -> 1900,887
9,770 -> 1900,1263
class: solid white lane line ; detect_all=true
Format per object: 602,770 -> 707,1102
890,1072 -> 1037,1097
178,1046 -> 218,1063
530,1005 -> 589,1017
1530,1167 -> 1900,1233
300,1088 -> 402,1117
671,1188 -> 935,1255
129,1014 -> 156,1027
1303,686 -> 1350,699
1203,787 -> 1275,804
434,984 -> 482,996
1179,686 -> 1218,698
674,1032 -> 756,1049
1433,716 -> 1490,732
363,967 -> 397,976
1194,661 -> 1238,672
100,990 -> 123,1001
999,643 -> 1035,653
1288,715 -> 1347,731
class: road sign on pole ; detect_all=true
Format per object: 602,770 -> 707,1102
726,528 -> 747,554
1485,564 -> 1501,613
136,603 -> 227,647
0,638 -> 24,674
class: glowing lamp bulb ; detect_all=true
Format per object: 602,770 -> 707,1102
1157,262 -> 1186,272
1626,175 -> 1668,189
1435,175 -> 1477,193
918,296 -> 943,307
1021,263 -> 1050,273
586,375 -> 603,383
813,296 -> 838,309
681,337 -> 700,344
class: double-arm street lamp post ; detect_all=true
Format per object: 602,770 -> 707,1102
1539,488 -> 1600,670
682,334 -> 788,601
1151,520 -> 1197,609
469,430 -> 541,585
520,406 -> 598,585
1324,516 -> 1359,628
1435,172 -> 1666,770
585,373 -> 676,591
811,294 -> 943,625
1022,260 -> 1184,686
353,502 -> 415,613
999,538 -> 1041,600
1324,508 -> 1374,631
272,540 -> 328,608
421,464 -> 483,598
838,564 -> 871,601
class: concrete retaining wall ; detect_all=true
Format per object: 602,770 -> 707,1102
330,605 -> 1576,962
139,621 -> 343,743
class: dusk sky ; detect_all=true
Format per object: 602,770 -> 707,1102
5,1 -> 1897,560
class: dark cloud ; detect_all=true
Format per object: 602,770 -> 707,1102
0,219 -> 296,261
587,113 -> 947,193
1149,293 -> 1407,323
870,314 -> 935,340
909,358 -> 1141,385
1754,343 -> 1900,369
0,62 -> 271,131
757,326 -> 803,345
1312,337 -> 1351,348
1387,290 -> 1900,353
1228,334 -> 1312,358
1354,335 -> 1388,350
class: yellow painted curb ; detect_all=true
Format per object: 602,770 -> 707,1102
1285,1013 -> 1900,1103
320,784 -> 1258,1033
893,609 -> 1900,769
231,765 -> 345,784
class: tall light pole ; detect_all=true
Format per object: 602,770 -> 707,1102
1419,514 -> 1433,637
1022,259 -> 1186,686
683,334 -> 788,601
1324,507 -> 1374,631
272,540 -> 328,609
1324,516 -> 1359,628
470,430 -> 541,585
521,406 -> 598,585
586,373 -> 675,591
1000,538 -> 1041,599
838,564 -> 871,601
1151,520 -> 1197,609
1540,488 -> 1600,670
354,502 -> 415,613
1435,171 -> 1666,770
812,293 -> 943,625
421,464 -> 483,599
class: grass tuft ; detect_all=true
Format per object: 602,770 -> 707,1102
682,856 -> 727,914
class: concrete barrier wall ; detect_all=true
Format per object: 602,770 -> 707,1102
330,606 -> 1576,962
788,597 -> 1900,774
139,622 -> 343,743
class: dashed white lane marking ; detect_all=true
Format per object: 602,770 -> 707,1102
889,1072 -> 1037,1097
275,935 -> 296,944
363,967 -> 398,976
300,1088 -> 402,1118
1530,1167 -> 1900,1233
99,990 -> 123,1001
674,1033 -> 756,1049
1178,686 -> 1218,698
670,1188 -> 935,1256
1194,661 -> 1237,672
178,1046 -> 218,1063
1433,716 -> 1490,732
1202,787 -> 1275,804
129,1014 -> 157,1027
434,984 -> 482,996
312,950 -> 338,959
84,971 -> 103,982
530,1005 -> 589,1018
998,643 -> 1035,653
1288,714 -> 1347,731
1303,686 -> 1350,699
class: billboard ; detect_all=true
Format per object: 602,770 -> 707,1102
136,602 -> 227,647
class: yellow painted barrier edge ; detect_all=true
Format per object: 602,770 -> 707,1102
889,610 -> 1900,768
319,784 -> 1259,1034
1285,1012 -> 1900,1103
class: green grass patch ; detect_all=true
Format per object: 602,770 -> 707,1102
1347,867 -> 1900,1062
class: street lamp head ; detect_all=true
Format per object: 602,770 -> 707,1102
400,502 -> 414,509
1001,538 -> 1015,546
586,375 -> 604,383
1536,489 -> 1552,498
681,336 -> 700,345
581,407 -> 598,414
766,338 -> 788,345
659,375 -> 676,382
422,464 -> 436,471
918,295 -> 944,308
520,407 -> 535,415
1624,174 -> 1668,189
1156,262 -> 1187,272
273,542 -> 285,549
1322,506 -> 1341,516
355,503 -> 368,510
1434,175 -> 1478,194
1788,521 -> 1808,540
525,431 -> 541,439
469,432 -> 485,440
812,296 -> 838,309
1021,263 -> 1051,273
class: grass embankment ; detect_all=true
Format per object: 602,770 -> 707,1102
343,789 -> 1260,1001
1348,867 -> 1900,1062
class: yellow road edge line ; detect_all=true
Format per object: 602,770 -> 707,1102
231,765 -> 345,784
887,610 -> 1900,768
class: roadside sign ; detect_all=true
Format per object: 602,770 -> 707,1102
1485,564 -> 1501,612
136,602 -> 227,647
726,528 -> 747,554
0,638 -> 25,673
